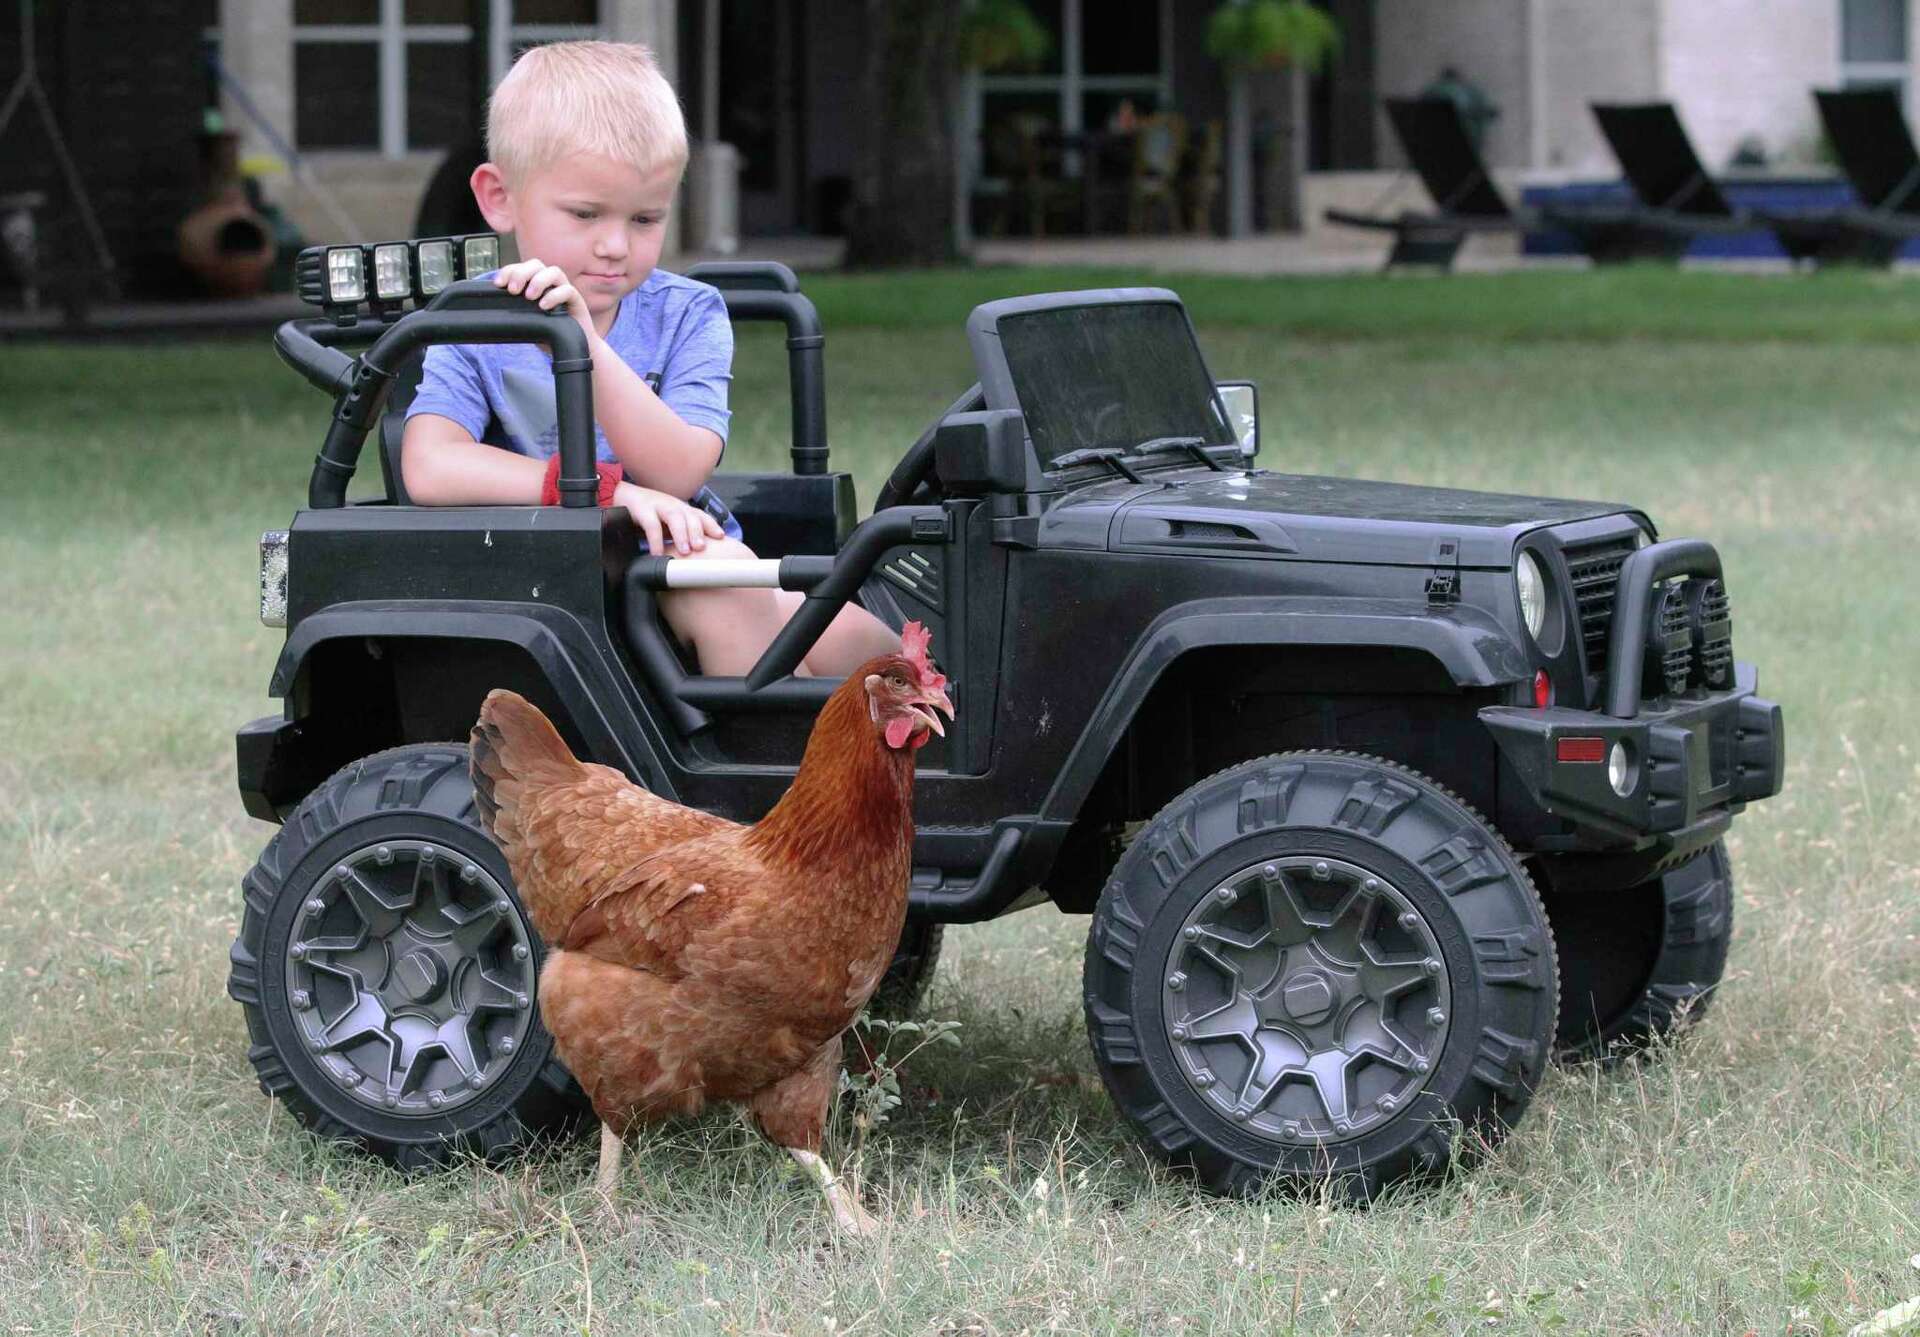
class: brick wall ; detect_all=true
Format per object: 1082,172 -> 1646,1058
0,0 -> 206,299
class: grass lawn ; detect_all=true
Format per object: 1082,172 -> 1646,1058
1,268 -> 1916,1335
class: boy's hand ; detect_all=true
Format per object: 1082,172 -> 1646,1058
613,481 -> 724,557
494,257 -> 596,343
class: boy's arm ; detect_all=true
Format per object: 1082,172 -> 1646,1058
402,342 -> 545,503
494,260 -> 725,499
586,351 -> 723,499
402,414 -> 545,503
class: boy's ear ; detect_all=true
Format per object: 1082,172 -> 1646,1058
469,162 -> 516,235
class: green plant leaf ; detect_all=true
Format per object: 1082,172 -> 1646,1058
1205,0 -> 1340,71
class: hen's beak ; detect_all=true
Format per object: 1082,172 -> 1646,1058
909,685 -> 955,737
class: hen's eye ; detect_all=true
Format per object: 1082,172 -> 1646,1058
888,673 -> 908,689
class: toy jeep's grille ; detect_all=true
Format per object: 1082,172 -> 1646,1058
1565,539 -> 1637,672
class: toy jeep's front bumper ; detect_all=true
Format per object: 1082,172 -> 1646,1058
1479,661 -> 1784,845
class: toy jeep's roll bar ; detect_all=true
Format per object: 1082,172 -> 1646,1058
275,280 -> 601,510
275,264 -> 832,508
682,261 -> 828,476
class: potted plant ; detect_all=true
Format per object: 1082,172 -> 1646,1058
1205,0 -> 1340,235
958,0 -> 1052,73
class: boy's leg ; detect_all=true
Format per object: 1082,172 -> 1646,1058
772,592 -> 902,676
655,540 -> 901,677
656,539 -> 794,677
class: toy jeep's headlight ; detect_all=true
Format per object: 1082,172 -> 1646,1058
1515,551 -> 1547,640
415,238 -> 456,294
371,242 -> 411,300
260,530 -> 289,628
325,246 -> 366,304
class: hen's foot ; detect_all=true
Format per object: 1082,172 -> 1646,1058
788,1147 -> 880,1239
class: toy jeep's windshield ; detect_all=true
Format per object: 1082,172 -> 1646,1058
997,303 -> 1236,469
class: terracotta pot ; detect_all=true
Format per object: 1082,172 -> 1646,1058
178,186 -> 276,298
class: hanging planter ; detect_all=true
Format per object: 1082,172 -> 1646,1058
958,0 -> 1053,73
1204,0 -> 1340,72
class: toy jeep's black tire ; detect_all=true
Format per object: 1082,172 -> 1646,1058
1544,841 -> 1734,1063
1084,753 -> 1559,1202
227,744 -> 590,1170
871,921 -> 944,1017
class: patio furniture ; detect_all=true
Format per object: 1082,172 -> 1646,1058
1324,96 -> 1537,270
0,190 -> 43,310
1126,112 -> 1187,234
1756,88 -> 1920,266
1182,118 -> 1224,234
1544,103 -> 1758,263
982,115 -> 1080,238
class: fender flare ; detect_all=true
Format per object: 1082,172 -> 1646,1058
268,600 -> 676,797
1037,595 -> 1529,824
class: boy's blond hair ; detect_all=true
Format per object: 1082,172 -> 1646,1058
486,41 -> 688,184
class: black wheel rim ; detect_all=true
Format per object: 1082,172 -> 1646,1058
283,839 -> 537,1116
1161,856 -> 1452,1145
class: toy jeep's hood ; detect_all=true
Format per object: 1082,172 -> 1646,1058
1040,469 -> 1639,566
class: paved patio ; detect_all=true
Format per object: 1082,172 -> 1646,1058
0,228 -> 1852,342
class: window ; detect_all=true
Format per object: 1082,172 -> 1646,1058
1842,0 -> 1910,105
973,0 -> 1173,182
294,0 -> 600,154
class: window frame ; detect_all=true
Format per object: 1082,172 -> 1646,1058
1840,0 -> 1912,109
970,0 -> 1175,181
293,0 -> 599,155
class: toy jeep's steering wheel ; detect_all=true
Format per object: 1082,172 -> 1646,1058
873,383 -> 984,513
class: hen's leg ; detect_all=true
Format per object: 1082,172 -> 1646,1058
596,1122 -> 625,1199
749,1040 -> 879,1238
788,1147 -> 878,1237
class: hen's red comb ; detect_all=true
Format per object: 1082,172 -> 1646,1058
900,620 -> 944,688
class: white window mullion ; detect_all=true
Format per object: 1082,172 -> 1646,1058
380,0 -> 405,157
1063,0 -> 1083,134
1161,0 -> 1174,104
490,0 -> 513,89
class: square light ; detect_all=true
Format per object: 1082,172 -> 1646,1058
372,242 -> 410,300
325,246 -> 365,304
461,233 -> 500,277
415,238 -> 455,295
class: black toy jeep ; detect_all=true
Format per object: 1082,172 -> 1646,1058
230,239 -> 1784,1197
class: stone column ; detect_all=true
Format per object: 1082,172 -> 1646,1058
218,0 -> 295,163
605,0 -> 678,76
606,0 -> 685,254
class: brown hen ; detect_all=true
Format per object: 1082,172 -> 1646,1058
469,622 -> 952,1235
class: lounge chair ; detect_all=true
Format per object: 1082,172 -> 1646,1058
1758,89 -> 1920,266
1325,97 -> 1536,270
1543,103 -> 1758,263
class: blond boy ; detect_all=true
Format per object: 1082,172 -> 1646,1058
403,41 -> 895,677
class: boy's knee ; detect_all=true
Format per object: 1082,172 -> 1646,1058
682,538 -> 757,562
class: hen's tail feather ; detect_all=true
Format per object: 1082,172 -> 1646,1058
470,689 -> 585,851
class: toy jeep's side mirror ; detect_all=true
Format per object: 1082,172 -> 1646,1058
934,409 -> 1043,494
1216,381 -> 1259,460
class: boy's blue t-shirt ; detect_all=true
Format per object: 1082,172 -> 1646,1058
406,267 -> 741,539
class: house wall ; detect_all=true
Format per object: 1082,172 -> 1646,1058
1539,0 -> 1660,171
232,0 -> 677,247
0,0 -> 204,297
1657,0 -> 1837,168
1372,0 -> 1843,176
1373,0 -> 1536,169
